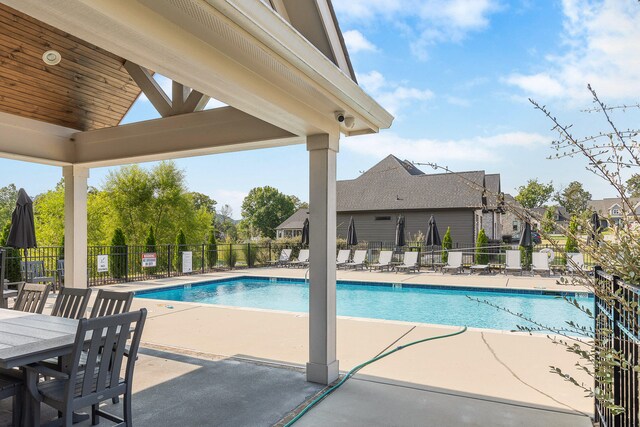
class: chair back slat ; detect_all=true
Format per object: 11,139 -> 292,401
90,290 -> 133,318
14,283 -> 50,313
51,288 -> 91,319
67,310 -> 146,402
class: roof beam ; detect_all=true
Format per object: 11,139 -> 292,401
123,61 -> 172,117
73,107 -> 302,167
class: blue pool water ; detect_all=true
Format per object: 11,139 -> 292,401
136,277 -> 593,333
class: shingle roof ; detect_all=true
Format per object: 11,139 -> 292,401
276,208 -> 309,230
336,155 -> 493,212
588,198 -> 640,214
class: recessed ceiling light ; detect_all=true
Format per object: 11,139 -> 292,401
42,50 -> 61,65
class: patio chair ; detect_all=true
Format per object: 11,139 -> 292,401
442,252 -> 463,274
268,249 -> 292,267
344,250 -> 367,270
13,282 -> 51,313
21,260 -> 57,292
90,289 -> 134,318
532,252 -> 550,276
26,309 -> 147,427
51,287 -> 92,320
56,259 -> 65,289
336,249 -> 351,269
289,249 -> 309,268
0,374 -> 22,427
567,252 -> 590,275
505,250 -> 522,275
395,251 -> 419,273
368,250 -> 393,271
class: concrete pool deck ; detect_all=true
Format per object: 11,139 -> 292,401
1,269 -> 594,426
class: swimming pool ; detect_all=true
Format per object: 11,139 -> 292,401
136,276 -> 593,333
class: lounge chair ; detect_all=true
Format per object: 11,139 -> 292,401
289,249 -> 309,268
442,251 -> 463,274
532,252 -> 550,276
567,252 -> 590,275
336,249 -> 351,269
505,250 -> 522,275
395,251 -> 419,273
268,249 -> 292,267
345,250 -> 367,270
369,251 -> 393,271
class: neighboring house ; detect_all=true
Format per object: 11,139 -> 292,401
276,155 -> 503,248
501,195 -> 569,236
276,208 -> 308,239
588,198 -> 640,227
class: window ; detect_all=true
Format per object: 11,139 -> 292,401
512,221 -> 519,232
375,216 -> 391,221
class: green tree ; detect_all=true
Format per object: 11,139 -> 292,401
240,186 -> 297,239
564,216 -> 579,258
475,228 -> 489,264
191,192 -> 217,214
1,221 -> 22,282
145,226 -> 157,251
554,181 -> 592,215
207,228 -> 218,268
33,180 -> 65,246
0,184 -> 18,229
515,179 -> 554,209
109,228 -> 128,279
541,207 -> 557,234
173,229 -> 187,272
441,227 -> 452,263
626,174 -> 640,198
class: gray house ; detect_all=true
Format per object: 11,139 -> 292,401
277,155 -> 503,247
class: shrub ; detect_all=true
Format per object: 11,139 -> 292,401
223,243 -> 237,268
1,222 -> 22,282
241,243 -> 257,267
145,226 -> 157,274
441,227 -> 452,263
207,229 -> 218,268
564,216 -> 579,261
110,228 -> 127,279
173,229 -> 187,272
475,228 -> 489,264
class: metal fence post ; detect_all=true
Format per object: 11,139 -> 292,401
201,243 -> 205,273
247,242 -> 252,268
612,273 -> 622,427
167,244 -> 172,278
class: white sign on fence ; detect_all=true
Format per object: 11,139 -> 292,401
182,251 -> 192,273
97,254 -> 109,273
142,253 -> 157,268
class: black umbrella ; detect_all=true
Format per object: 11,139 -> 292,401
7,188 -> 37,254
590,211 -> 601,246
519,221 -> 533,248
347,216 -> 358,246
300,218 -> 309,246
426,215 -> 441,269
395,215 -> 406,247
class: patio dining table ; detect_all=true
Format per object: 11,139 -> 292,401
0,308 -> 79,426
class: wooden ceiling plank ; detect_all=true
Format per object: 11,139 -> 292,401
123,61 -> 172,117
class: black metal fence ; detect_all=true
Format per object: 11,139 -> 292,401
594,267 -> 640,427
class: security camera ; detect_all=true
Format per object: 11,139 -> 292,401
334,111 -> 346,123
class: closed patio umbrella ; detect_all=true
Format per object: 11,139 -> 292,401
7,188 -> 37,255
395,215 -> 406,247
347,217 -> 358,247
301,218 -> 309,246
518,221 -> 533,248
426,215 -> 441,269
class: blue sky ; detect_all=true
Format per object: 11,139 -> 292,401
2,0 -> 639,218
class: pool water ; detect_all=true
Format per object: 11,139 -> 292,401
136,277 -> 593,333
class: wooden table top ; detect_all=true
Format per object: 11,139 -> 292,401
0,308 -> 78,369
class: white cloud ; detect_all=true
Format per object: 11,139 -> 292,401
445,95 -> 471,107
343,30 -> 377,53
342,131 -> 549,163
505,0 -> 640,104
357,70 -> 433,116
334,0 -> 501,60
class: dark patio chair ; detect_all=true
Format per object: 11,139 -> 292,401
13,282 -> 51,313
51,287 -> 92,320
21,260 -> 56,291
0,374 -> 22,426
90,290 -> 134,318
26,309 -> 147,427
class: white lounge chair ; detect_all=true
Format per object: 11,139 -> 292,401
268,248 -> 292,267
289,249 -> 309,268
532,252 -> 550,276
336,249 -> 351,269
505,250 -> 522,275
442,251 -> 463,274
369,251 -> 393,271
395,251 -> 419,273
345,250 -> 367,270
567,252 -> 589,275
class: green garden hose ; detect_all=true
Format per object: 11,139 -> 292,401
285,326 -> 468,426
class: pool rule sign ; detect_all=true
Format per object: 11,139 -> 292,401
182,251 -> 193,273
142,253 -> 157,268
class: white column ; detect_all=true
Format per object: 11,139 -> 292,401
63,165 -> 89,288
306,133 -> 339,384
